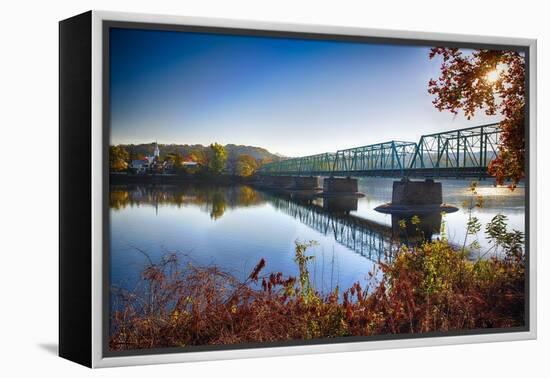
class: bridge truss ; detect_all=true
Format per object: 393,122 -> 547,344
259,123 -> 501,179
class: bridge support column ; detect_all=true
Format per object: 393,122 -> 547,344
392,178 -> 442,206
292,176 -> 320,190
323,177 -> 358,194
381,179 -> 449,243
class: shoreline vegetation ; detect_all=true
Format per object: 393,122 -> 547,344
109,214 -> 524,350
109,142 -> 280,179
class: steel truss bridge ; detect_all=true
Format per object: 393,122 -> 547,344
259,123 -> 501,178
266,194 -> 400,262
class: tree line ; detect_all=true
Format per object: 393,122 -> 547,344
110,142 -> 278,177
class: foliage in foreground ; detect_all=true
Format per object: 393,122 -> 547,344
110,222 -> 524,350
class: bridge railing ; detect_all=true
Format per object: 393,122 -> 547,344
258,123 -> 501,177
409,123 -> 500,171
333,141 -> 417,174
260,152 -> 336,175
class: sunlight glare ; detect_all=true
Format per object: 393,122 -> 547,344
485,63 -> 507,84
485,69 -> 499,83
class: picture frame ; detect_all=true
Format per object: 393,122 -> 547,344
59,10 -> 537,368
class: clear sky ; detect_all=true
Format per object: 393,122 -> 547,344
109,28 -> 500,157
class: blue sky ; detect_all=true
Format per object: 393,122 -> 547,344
109,28 -> 500,157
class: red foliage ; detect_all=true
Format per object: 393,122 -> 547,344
109,240 -> 524,350
428,48 -> 525,188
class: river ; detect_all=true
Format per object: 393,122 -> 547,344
109,177 -> 525,297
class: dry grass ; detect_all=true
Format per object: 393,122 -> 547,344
109,239 -> 525,351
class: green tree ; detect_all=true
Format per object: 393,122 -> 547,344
207,143 -> 227,174
109,145 -> 129,172
428,48 -> 525,188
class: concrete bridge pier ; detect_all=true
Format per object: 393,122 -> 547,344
323,177 -> 358,194
391,178 -> 442,206
374,178 -> 450,214
375,178 -> 458,242
292,176 -> 320,190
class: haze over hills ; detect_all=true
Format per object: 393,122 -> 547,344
115,142 -> 286,162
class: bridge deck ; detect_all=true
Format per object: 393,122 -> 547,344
259,123 -> 500,178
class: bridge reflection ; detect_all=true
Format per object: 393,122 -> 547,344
264,192 -> 443,263
111,183 -> 444,263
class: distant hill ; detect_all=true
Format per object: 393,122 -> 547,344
116,142 -> 285,163
224,144 -> 283,161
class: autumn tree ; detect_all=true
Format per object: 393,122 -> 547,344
188,148 -> 209,166
109,145 -> 129,172
207,143 -> 227,174
129,151 -> 145,161
428,48 -> 525,188
165,152 -> 185,172
236,154 -> 259,177
173,153 -> 184,168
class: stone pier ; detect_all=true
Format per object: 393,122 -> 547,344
391,178 -> 442,206
323,177 -> 358,194
374,178 -> 457,215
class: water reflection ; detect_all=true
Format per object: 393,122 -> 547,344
110,184 -> 264,220
109,180 -> 525,299
110,184 -> 445,263
265,192 -> 446,259
391,213 -> 442,243
322,196 -> 358,214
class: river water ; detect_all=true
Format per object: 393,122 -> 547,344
109,178 -> 525,296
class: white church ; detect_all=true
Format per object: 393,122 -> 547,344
129,142 -> 160,174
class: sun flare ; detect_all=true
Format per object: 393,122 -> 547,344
485,69 -> 500,83
485,64 -> 507,84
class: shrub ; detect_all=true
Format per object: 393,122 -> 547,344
110,235 -> 524,350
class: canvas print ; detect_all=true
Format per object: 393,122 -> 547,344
107,26 -> 527,353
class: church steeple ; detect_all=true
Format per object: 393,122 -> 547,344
153,141 -> 160,158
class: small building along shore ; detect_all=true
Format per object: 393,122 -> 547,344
129,142 -> 161,174
128,142 -> 201,174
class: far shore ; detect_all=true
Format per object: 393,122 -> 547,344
109,172 -> 256,185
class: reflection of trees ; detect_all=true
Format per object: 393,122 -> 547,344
110,190 -> 130,210
208,191 -> 226,220
109,184 -> 265,220
237,186 -> 260,206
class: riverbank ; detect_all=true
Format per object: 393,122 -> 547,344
109,172 -> 255,185
109,236 -> 525,351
